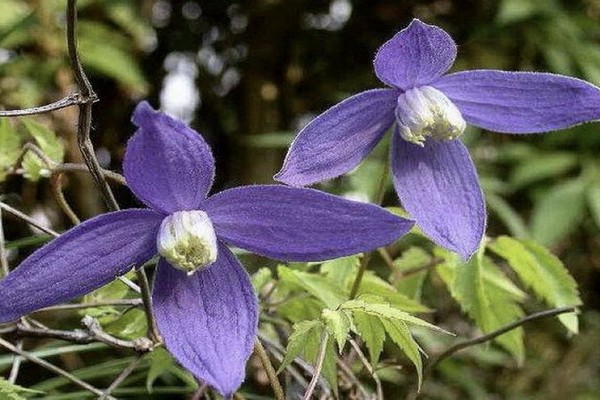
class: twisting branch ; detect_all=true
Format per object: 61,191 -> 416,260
302,330 -> 329,400
65,0 -> 158,342
0,336 -> 116,399
0,202 -> 60,236
427,306 -> 578,371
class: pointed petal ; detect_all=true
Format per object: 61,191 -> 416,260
152,246 -> 258,398
391,133 -> 485,258
0,210 -> 163,323
124,101 -> 216,213
434,70 -> 600,133
274,89 -> 397,186
374,19 -> 457,90
203,185 -> 414,261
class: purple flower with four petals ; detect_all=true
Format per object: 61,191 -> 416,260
0,102 -> 413,397
275,19 -> 600,258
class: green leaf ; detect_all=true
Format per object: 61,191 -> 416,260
437,252 -> 525,362
21,119 -> 64,181
391,247 -> 432,300
489,236 -> 581,333
320,255 -> 359,288
0,378 -> 44,400
341,299 -> 449,334
352,311 -> 386,364
78,22 -> 147,91
81,276 -> 134,320
277,319 -> 322,373
486,193 -> 529,238
104,309 -> 147,339
277,265 -> 346,309
147,348 -> 174,393
509,152 -> 578,190
0,118 -> 21,181
278,297 -> 323,323
322,309 -> 351,352
381,318 -> 423,389
530,178 -> 587,246
354,272 -> 430,313
251,267 -> 272,292
587,183 -> 600,229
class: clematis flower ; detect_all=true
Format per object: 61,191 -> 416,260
0,102 -> 413,397
275,19 -> 600,259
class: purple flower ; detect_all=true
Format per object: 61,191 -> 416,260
0,102 -> 413,397
275,19 -> 600,259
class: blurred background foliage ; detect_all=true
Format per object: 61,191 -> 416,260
1,0 -> 600,399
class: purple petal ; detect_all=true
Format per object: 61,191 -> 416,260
434,70 -> 600,133
152,246 -> 257,398
0,210 -> 163,323
391,133 -> 485,258
275,89 -> 397,186
124,101 -> 215,214
374,19 -> 457,90
203,185 -> 414,261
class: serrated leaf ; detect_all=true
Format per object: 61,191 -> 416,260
277,265 -> 346,309
277,319 -> 322,373
21,119 -> 64,181
0,378 -> 44,400
251,267 -> 272,292
278,297 -> 323,323
437,253 -> 525,362
355,272 -> 430,313
587,183 -> 600,229
531,178 -> 587,246
352,311 -> 386,364
381,318 -> 423,389
320,255 -> 359,288
489,236 -> 581,333
322,309 -> 351,352
341,299 -> 449,334
0,118 -> 21,181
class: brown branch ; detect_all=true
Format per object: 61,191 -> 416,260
99,354 -> 144,399
254,338 -> 285,400
302,330 -> 329,400
0,202 -> 60,237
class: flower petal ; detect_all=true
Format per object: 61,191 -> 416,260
152,246 -> 257,398
124,101 -> 216,213
434,70 -> 600,133
275,89 -> 397,186
374,19 -> 457,90
0,209 -> 163,323
203,185 -> 414,261
391,133 -> 485,258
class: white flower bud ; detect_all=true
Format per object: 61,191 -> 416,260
396,86 -> 466,146
157,210 -> 218,275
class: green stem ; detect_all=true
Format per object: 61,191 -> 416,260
253,338 -> 285,400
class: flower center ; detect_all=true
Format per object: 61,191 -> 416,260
395,86 -> 466,146
157,210 -> 218,275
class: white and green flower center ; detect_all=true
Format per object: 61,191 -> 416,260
396,85 -> 466,146
157,210 -> 218,275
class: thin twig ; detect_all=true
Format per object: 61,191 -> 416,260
303,330 -> 329,400
254,338 -> 285,400
38,298 -> 143,312
0,202 -> 59,236
0,208 -> 9,277
136,268 -> 161,343
0,336 -> 116,399
0,93 -> 84,117
53,163 -> 126,185
349,339 -> 383,400
50,172 -> 81,225
377,247 -> 396,271
428,306 -> 578,371
349,161 -> 389,299
99,354 -> 144,399
8,340 -> 24,384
